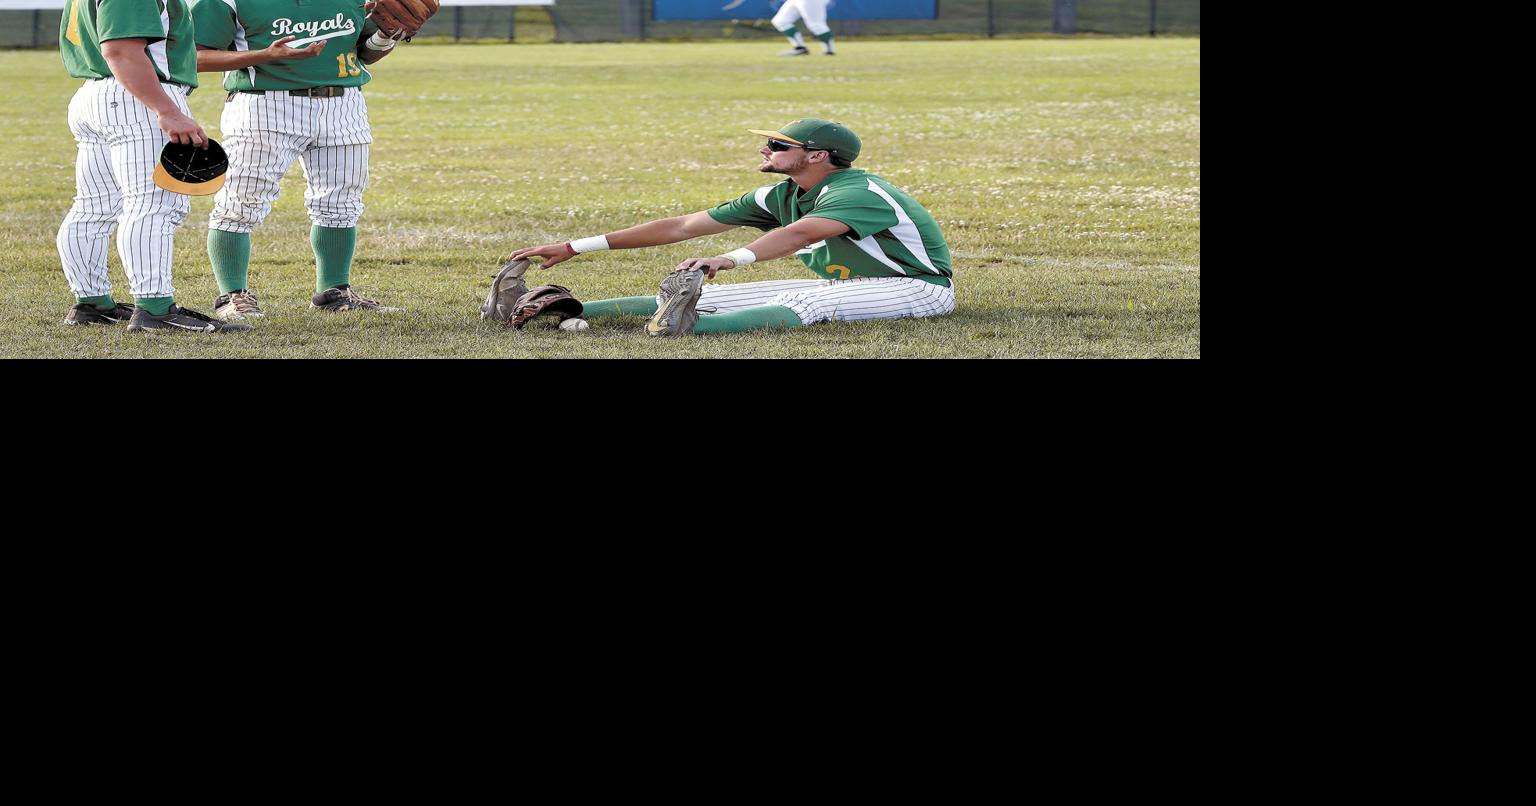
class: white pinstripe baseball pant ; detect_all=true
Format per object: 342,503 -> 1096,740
209,89 -> 372,234
56,78 -> 193,300
773,0 -> 832,36
683,276 -> 956,325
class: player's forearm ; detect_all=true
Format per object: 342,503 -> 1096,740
604,217 -> 692,249
738,228 -> 825,263
197,48 -> 279,72
359,32 -> 399,65
102,42 -> 181,115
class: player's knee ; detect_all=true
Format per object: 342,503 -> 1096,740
308,212 -> 362,229
209,221 -> 255,235
119,200 -> 188,223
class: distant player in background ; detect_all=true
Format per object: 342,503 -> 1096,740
189,0 -> 407,322
775,0 -> 836,56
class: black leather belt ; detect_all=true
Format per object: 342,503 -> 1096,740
230,86 -> 350,99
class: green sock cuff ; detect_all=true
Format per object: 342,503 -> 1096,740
582,296 -> 660,318
208,229 -> 252,295
692,305 -> 803,334
781,26 -> 800,36
817,31 -> 835,42
78,295 -> 115,310
134,296 -> 174,316
311,225 -> 357,293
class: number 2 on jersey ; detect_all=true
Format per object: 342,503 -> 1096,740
336,53 -> 362,78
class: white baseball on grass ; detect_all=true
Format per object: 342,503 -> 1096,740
560,318 -> 589,331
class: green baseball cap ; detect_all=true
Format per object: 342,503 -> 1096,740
748,118 -> 862,163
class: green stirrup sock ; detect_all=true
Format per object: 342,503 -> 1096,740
582,296 -> 659,318
782,25 -> 800,37
135,296 -> 174,316
78,294 -> 115,311
817,31 -> 835,43
208,229 -> 251,294
311,225 -> 357,293
693,305 -> 803,334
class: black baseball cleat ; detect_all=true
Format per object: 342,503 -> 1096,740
63,302 -> 135,326
310,286 -> 403,313
646,270 -> 707,337
125,304 -> 253,332
780,46 -> 810,56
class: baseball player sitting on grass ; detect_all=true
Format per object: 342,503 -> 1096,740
189,0 -> 431,322
506,119 -> 953,337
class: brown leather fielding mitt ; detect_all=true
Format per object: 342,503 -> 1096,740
367,0 -> 440,39
509,285 -> 585,330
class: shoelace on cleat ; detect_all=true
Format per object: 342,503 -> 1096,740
344,288 -> 382,307
229,292 -> 260,314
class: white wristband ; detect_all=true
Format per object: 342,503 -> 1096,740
723,248 -> 757,268
571,235 -> 610,254
366,32 -> 399,51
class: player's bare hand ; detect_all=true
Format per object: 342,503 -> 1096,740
265,36 -> 326,61
158,110 -> 207,147
506,242 -> 578,269
674,256 -> 735,279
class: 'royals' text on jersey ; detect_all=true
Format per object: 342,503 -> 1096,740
189,0 -> 380,91
708,169 -> 952,286
61,0 -> 199,87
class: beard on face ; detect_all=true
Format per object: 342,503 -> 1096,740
760,152 -> 810,174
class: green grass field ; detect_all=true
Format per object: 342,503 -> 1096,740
0,37 -> 1200,358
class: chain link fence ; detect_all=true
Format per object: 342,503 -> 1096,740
4,1 -> 1197,48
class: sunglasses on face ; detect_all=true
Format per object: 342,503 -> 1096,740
768,138 -> 826,153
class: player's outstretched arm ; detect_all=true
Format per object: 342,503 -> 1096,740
675,216 -> 850,279
506,212 -> 737,270
195,38 -> 326,72
101,39 -> 206,147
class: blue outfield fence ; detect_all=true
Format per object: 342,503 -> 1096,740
3,1 -> 1199,47
654,1 -> 937,21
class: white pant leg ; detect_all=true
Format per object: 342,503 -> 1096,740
300,144 -> 369,229
101,80 -> 191,300
57,83 -> 121,298
684,278 -> 831,312
209,93 -> 309,234
797,0 -> 831,36
769,277 -> 955,325
772,0 -> 803,31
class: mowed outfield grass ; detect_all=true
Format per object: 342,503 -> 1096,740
0,37 -> 1199,358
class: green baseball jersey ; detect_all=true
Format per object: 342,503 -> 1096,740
189,0 -> 380,91
60,0 -> 200,88
708,169 -> 952,286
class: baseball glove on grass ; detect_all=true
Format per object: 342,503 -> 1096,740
366,0 -> 440,40
510,285 -> 584,330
